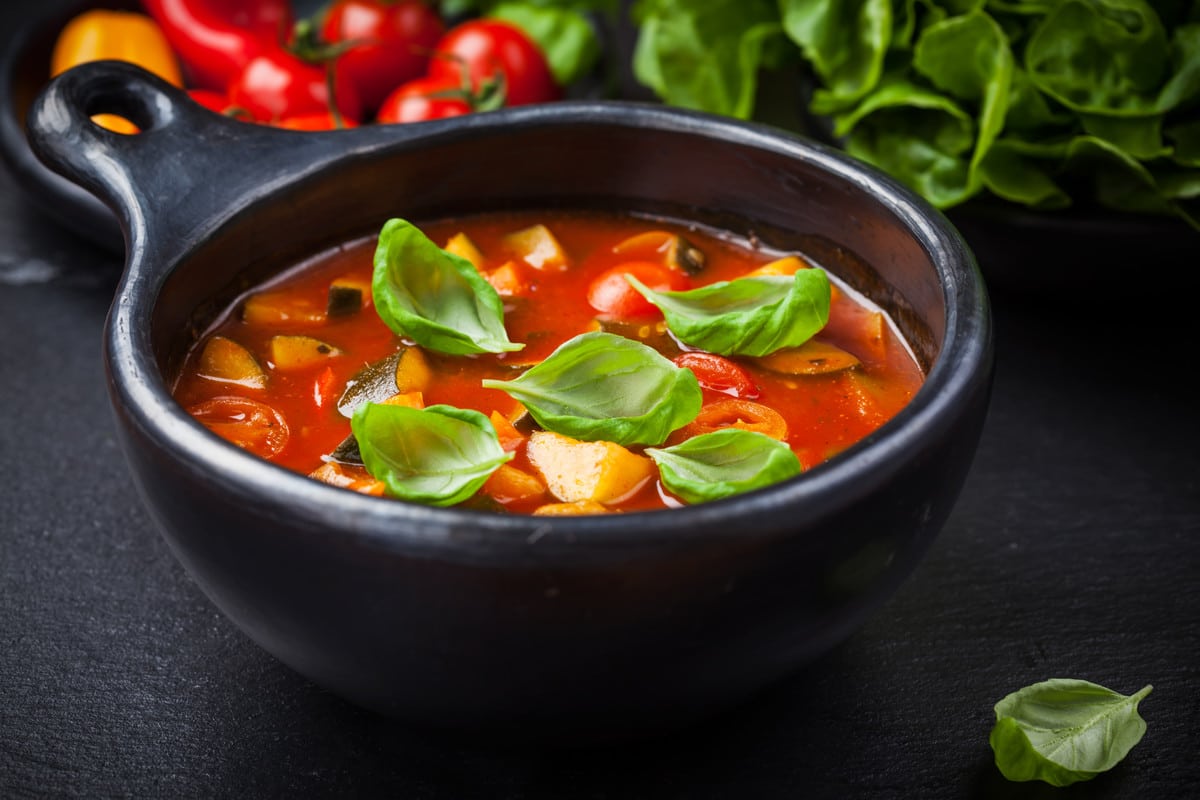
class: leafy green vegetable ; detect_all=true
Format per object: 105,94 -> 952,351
782,0 -> 892,114
632,0 -> 784,118
480,331 -> 701,446
627,269 -> 830,357
627,0 -> 1200,228
372,218 -> 523,356
989,678 -> 1153,787
352,403 -> 513,507
646,429 -> 801,503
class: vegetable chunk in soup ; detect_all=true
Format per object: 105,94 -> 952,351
172,212 -> 924,514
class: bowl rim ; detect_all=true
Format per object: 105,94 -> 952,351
99,101 -> 992,563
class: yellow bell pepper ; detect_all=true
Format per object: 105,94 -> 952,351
50,10 -> 183,134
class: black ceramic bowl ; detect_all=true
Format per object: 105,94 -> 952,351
26,61 -> 993,740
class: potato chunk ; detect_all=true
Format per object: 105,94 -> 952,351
503,224 -> 569,271
444,232 -> 486,270
526,431 -> 654,505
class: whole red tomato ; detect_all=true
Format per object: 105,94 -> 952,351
427,19 -> 559,107
321,0 -> 445,114
376,76 -> 473,123
275,111 -> 360,130
228,49 -> 363,123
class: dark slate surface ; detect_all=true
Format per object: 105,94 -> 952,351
1,3 -> 1198,799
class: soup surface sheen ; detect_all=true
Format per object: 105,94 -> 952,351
172,211 -> 924,514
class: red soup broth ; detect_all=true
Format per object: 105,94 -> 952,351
172,211 -> 925,514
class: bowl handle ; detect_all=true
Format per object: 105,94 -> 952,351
24,60 -> 400,268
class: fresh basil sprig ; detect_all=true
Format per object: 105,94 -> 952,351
989,678 -> 1153,787
627,269 -> 830,357
481,331 -> 701,446
351,402 -> 512,507
647,429 -> 801,504
372,218 -> 523,355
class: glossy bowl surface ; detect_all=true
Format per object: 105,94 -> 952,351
26,61 -> 993,740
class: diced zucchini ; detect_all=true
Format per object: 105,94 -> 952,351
242,290 -> 325,326
336,346 -> 431,418
612,230 -> 705,274
526,431 -> 654,505
444,232 -> 486,270
753,339 -> 860,375
269,335 -> 341,371
503,224 -> 568,271
197,335 -> 267,389
327,276 -> 369,318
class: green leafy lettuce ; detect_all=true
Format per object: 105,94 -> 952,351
628,0 -> 1200,228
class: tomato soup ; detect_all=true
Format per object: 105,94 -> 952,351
172,211 -> 924,514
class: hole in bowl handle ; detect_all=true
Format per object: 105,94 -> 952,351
25,60 -> 199,233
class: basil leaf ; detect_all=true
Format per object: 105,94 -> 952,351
372,218 -> 523,355
627,269 -> 830,357
480,331 -> 701,446
351,403 -> 513,507
646,429 -> 801,504
989,678 -> 1153,787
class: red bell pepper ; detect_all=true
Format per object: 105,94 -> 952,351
139,0 -> 292,91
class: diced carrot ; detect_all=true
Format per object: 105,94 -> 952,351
313,366 -> 338,409
485,261 -> 531,297
489,410 -> 526,452
482,464 -> 546,504
380,391 -> 425,409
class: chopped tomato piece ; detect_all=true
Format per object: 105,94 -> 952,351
673,352 -> 760,399
187,396 -> 289,458
675,399 -> 788,442
587,261 -> 691,319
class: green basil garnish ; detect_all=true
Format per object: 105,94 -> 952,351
646,429 -> 801,504
351,402 -> 512,507
481,331 -> 701,446
989,678 -> 1153,787
627,269 -> 830,357
372,218 -> 523,355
